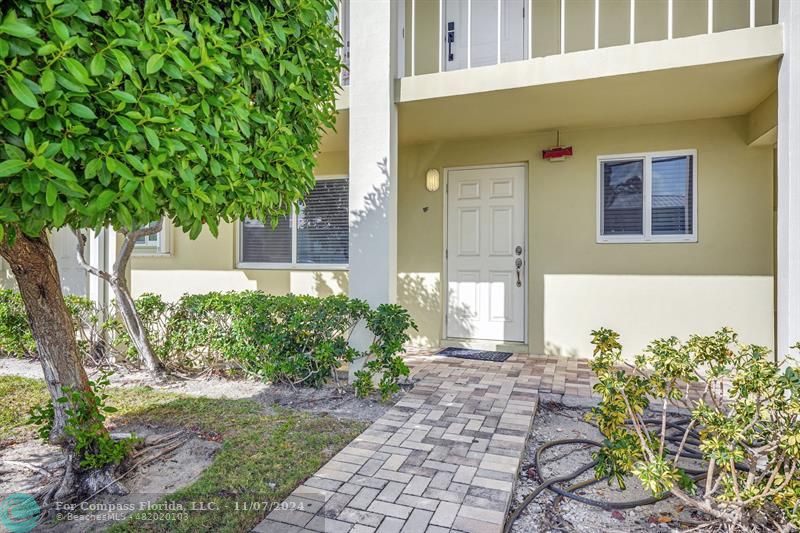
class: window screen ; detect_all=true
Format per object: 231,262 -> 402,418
601,159 -> 644,236
651,155 -> 693,236
598,151 -> 696,243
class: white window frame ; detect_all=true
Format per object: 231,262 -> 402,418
596,149 -> 698,244
133,217 -> 171,256
237,175 -> 349,270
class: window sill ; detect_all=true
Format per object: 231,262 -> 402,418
597,235 -> 698,244
237,263 -> 349,271
133,251 -> 172,257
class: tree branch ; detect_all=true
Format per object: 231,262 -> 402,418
73,229 -> 111,282
113,220 -> 163,280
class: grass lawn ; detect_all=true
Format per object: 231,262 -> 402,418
0,375 -> 368,532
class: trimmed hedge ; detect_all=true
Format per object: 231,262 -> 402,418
0,288 -> 102,360
0,289 -> 35,357
0,289 -> 416,398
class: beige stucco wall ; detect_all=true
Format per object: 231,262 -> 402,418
398,115 -> 774,357
133,116 -> 774,359
130,151 -> 350,302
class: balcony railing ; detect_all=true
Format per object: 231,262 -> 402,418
400,0 -> 776,78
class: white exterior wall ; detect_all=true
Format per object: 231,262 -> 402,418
777,0 -> 800,362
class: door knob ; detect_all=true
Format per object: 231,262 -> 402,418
515,245 -> 522,256
515,258 -> 523,287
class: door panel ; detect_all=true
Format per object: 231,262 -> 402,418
458,208 -> 480,255
447,166 -> 526,342
490,207 -> 513,255
488,270 -> 513,321
445,0 -> 527,71
443,0 -> 468,71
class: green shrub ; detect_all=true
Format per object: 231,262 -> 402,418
29,371 -> 136,469
0,288 -> 110,361
354,304 -> 416,400
588,327 -> 800,531
0,287 -> 416,397
0,288 -> 36,357
133,291 -> 414,396
161,291 -> 415,395
222,292 -> 370,387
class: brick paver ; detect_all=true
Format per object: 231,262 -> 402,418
254,353 -> 591,533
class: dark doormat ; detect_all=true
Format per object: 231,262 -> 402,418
437,347 -> 513,362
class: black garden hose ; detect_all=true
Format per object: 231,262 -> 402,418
502,417 -> 740,533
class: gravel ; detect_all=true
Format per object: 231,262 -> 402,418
509,400 -> 697,533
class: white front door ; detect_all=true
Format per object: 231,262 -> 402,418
446,165 -> 526,342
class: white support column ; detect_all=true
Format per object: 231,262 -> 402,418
348,0 -> 398,376
88,229 -> 106,310
777,0 -> 800,362
106,229 -> 118,310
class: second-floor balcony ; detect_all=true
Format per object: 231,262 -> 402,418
333,1 -> 781,104
326,0 -> 781,152
399,0 -> 777,77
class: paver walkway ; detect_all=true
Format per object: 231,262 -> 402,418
254,353 -> 595,533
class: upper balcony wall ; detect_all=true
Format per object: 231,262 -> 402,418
400,0 -> 776,78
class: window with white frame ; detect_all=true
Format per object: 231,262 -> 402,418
133,218 -> 170,255
239,177 -> 349,268
597,150 -> 697,243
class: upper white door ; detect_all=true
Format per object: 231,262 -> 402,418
444,0 -> 527,71
446,165 -> 526,342
443,0 -> 468,71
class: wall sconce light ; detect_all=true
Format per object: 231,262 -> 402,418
425,168 -> 440,192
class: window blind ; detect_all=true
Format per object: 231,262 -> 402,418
297,178 -> 349,264
651,155 -> 693,235
601,159 -> 644,236
241,216 -> 292,263
239,178 -> 349,266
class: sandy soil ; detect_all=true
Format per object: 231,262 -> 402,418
0,425 -> 219,532
510,401 -> 700,533
0,356 -> 399,531
0,356 -> 399,421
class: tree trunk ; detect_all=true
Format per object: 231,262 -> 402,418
112,276 -> 165,375
0,231 -> 129,505
0,231 -> 91,444
74,226 -> 166,376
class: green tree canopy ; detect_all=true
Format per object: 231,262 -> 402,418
0,0 -> 341,241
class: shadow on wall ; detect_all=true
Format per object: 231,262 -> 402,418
349,158 -> 391,262
544,341 -> 580,358
347,158 -> 473,348
397,273 -> 477,347
312,271 -> 348,297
